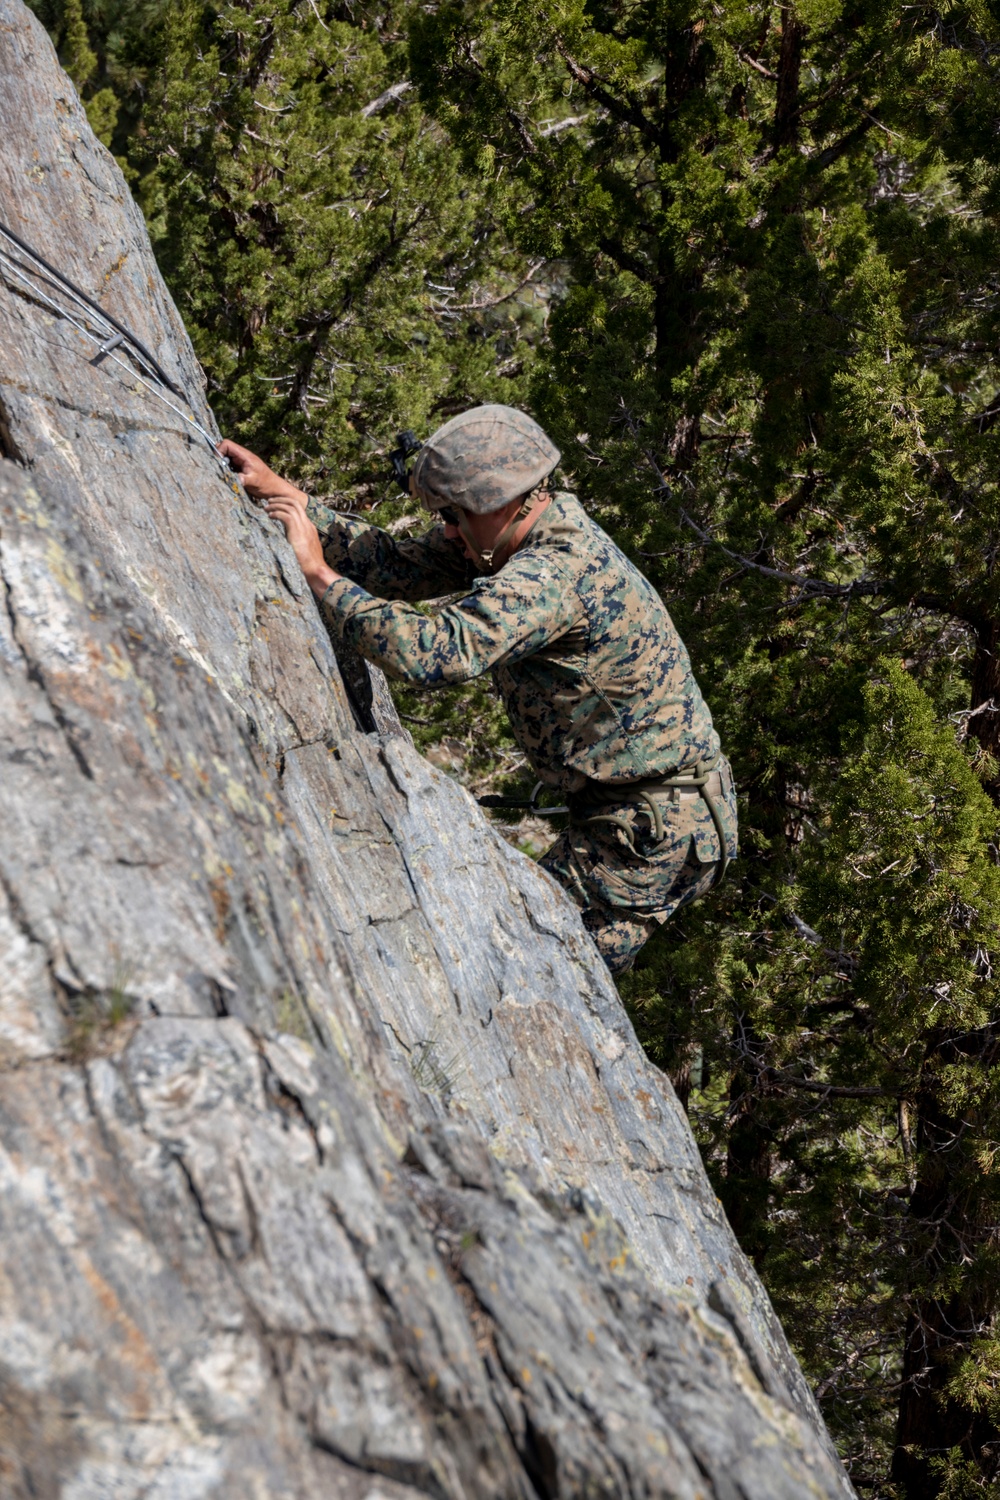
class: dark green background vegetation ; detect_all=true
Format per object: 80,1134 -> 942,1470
27,0 -> 1000,1491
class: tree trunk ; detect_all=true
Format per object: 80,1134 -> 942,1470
891,1033 -> 1000,1496
774,6 -> 804,150
968,618 -> 1000,791
0,4 -> 854,1495
893,1302 -> 1000,1498
723,1071 -> 777,1268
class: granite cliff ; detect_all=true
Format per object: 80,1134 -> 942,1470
0,3 -> 854,1494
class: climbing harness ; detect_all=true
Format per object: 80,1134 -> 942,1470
0,217 -> 223,459
479,757 -> 731,886
568,754 -> 732,889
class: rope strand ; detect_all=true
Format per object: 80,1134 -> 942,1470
0,218 -> 182,395
0,222 -> 224,462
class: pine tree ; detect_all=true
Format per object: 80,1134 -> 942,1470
45,0 -> 118,145
131,0 -> 537,500
59,0 -> 95,91
410,3 -> 1000,1490
27,0 -> 172,151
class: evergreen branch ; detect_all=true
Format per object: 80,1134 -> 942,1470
552,37 -> 659,145
766,1072 -> 896,1099
453,42 -> 539,157
774,469 -> 820,522
734,48 -> 777,81
538,113 -> 592,138
633,424 -> 986,626
361,81 -> 413,118
971,394 -> 1000,433
283,205 -> 430,416
790,56 -> 883,124
729,1026 -> 899,1101
671,493 -> 882,600
626,411 -> 878,596
597,237 -> 648,281
431,259 -> 545,313
811,118 -> 874,173
242,18 -> 278,96
860,109 -> 896,143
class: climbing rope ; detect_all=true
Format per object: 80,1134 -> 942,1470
0,217 -> 223,458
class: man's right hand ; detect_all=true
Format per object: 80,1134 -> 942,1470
218,439 -> 308,506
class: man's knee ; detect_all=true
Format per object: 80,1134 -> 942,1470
580,903 -> 661,976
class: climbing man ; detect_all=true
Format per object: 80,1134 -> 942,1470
220,405 -> 736,976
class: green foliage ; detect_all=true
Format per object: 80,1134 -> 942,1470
129,0 -> 537,498
29,0 -> 172,157
28,0 -> 1000,1486
59,0 -> 96,90
927,1449 -> 996,1500
65,963 -> 136,1060
816,665 -> 1000,1038
84,86 -> 119,147
42,0 -> 120,145
27,0 -> 537,502
412,3 -> 1000,1489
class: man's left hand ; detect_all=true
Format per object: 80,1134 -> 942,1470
265,497 -> 338,597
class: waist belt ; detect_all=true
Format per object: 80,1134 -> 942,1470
569,754 -> 730,888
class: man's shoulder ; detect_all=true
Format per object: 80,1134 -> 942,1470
516,492 -> 595,567
537,493 -> 646,588
491,542 -> 577,600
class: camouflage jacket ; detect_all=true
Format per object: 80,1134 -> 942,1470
308,492 -> 721,794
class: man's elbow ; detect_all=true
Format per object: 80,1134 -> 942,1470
371,652 -> 482,688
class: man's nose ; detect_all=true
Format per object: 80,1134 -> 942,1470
443,523 -> 461,540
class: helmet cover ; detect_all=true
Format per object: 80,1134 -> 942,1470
411,404 -> 560,514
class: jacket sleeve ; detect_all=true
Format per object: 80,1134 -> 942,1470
307,500 -> 474,601
318,551 -> 581,685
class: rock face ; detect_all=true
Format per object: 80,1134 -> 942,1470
0,5 -> 854,1496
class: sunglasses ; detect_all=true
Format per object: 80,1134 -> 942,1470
436,505 -> 463,526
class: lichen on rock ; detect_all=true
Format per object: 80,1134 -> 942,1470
0,3 -> 854,1494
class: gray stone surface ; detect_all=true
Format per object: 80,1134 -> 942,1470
0,3 -> 855,1494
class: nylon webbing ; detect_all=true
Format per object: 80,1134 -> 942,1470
573,756 -> 731,888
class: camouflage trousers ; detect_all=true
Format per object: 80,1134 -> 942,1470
539,761 -> 738,977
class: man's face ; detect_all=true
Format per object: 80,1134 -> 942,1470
437,501 -> 523,561
443,521 -> 471,559
409,478 -> 516,561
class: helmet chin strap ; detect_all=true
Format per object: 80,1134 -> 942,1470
459,489 -> 551,574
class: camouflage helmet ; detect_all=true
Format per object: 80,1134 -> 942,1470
411,404 -> 560,515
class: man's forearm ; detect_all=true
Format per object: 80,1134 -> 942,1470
305,560 -> 339,596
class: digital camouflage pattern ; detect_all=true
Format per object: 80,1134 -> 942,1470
539,770 -> 738,973
309,496 -> 476,598
309,490 -> 736,971
410,404 -> 560,513
311,492 -> 721,790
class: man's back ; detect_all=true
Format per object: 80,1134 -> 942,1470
310,490 -> 718,794
482,492 -> 720,792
